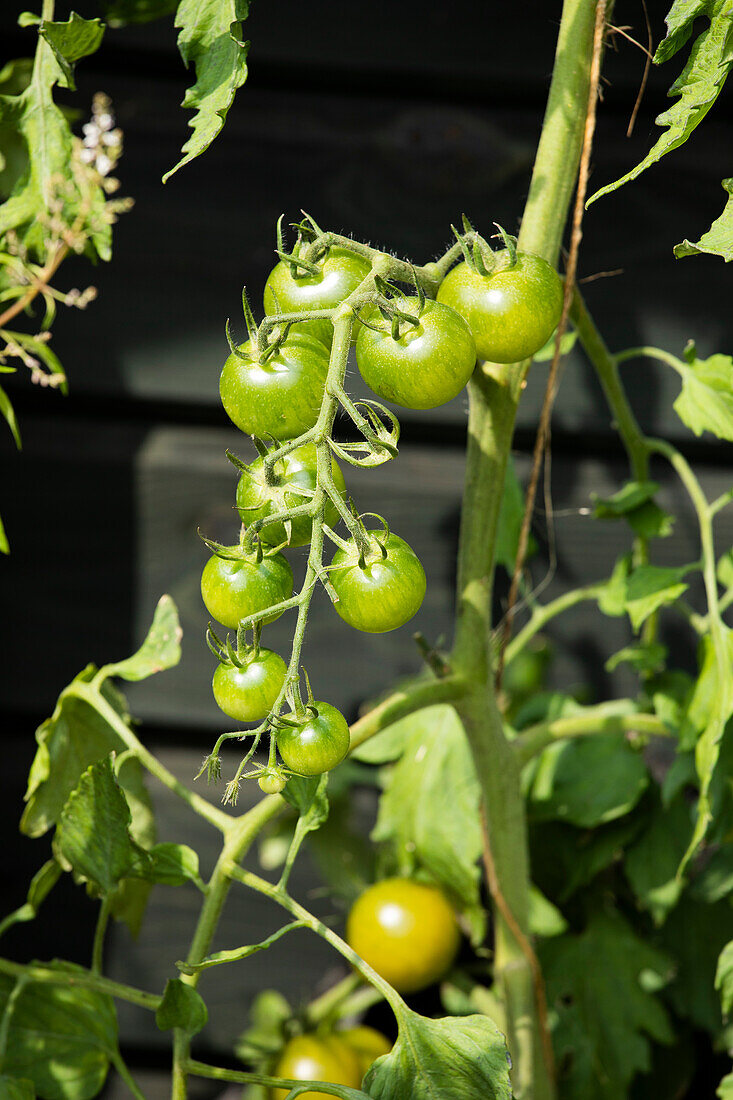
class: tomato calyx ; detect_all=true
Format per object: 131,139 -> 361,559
450,214 -> 519,277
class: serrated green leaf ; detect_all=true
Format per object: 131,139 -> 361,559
593,480 -> 660,517
588,0 -> 733,208
541,912 -> 674,1099
133,842 -> 204,889
0,1076 -> 35,1100
164,0 -> 250,182
109,752 -> 155,935
156,978 -> 208,1035
38,14 -> 105,91
625,794 -> 691,923
675,177 -> 733,260
21,669 -> 130,837
102,594 -> 181,681
659,896 -> 731,1032
672,350 -> 733,439
54,755 -> 147,894
350,719 -> 412,764
530,813 -> 646,903
527,732 -> 649,828
371,706 -> 485,942
625,564 -> 692,630
363,1009 -> 512,1100
0,963 -> 117,1100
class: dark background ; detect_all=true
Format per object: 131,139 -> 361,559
0,0 -> 731,1090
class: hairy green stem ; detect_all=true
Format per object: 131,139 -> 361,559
0,956 -> 161,1011
514,706 -> 671,766
91,894 -> 112,975
449,2 -> 601,1095
186,1059 -> 370,1098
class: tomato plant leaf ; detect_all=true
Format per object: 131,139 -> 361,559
605,640 -> 668,675
592,480 -> 673,539
625,564 -> 693,630
526,732 -> 649,828
528,884 -> 568,937
164,0 -> 250,182
131,842 -> 205,889
371,705 -> 485,942
624,794 -> 691,924
715,939 -> 733,1016
54,755 -> 148,895
0,1077 -> 35,1100
541,911 -> 674,1099
102,594 -> 182,681
155,978 -> 208,1036
108,751 -> 156,935
234,989 -> 292,1062
0,963 -> 117,1100
672,347 -> 733,440
588,0 -> 733,224
675,176 -> 733,260
21,669 -> 131,837
38,14 -> 105,91
658,895 -> 731,1032
363,1009 -> 512,1100
690,843 -> 733,902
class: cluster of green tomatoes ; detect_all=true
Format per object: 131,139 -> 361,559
200,218 -> 563,794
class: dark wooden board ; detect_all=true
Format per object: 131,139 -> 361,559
1,415 -> 729,729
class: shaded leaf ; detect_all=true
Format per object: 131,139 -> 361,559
0,382 -> 21,449
363,1009 -> 512,1100
526,732 -> 649,828
156,978 -> 208,1036
718,1073 -> 733,1098
235,988 -> 291,1062
132,842 -> 204,889
21,669 -> 130,837
109,752 -> 155,936
658,896 -> 731,1032
372,706 -> 484,941
541,911 -> 674,1099
605,641 -> 668,675
624,794 -> 691,923
528,884 -> 567,937
0,963 -> 117,1100
690,843 -> 733,902
164,0 -> 250,181
54,755 -> 147,894
38,14 -> 105,91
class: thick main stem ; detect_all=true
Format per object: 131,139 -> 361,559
450,2 -> 601,1097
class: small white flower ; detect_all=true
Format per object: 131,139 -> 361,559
79,147 -> 96,164
96,153 -> 113,176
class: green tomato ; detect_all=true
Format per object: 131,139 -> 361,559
200,550 -> 293,629
355,298 -> 476,409
236,443 -> 347,548
220,332 -> 329,440
330,532 -> 426,634
276,700 -> 350,776
436,251 -> 563,363
258,772 -> 287,795
271,1035 -> 362,1100
263,246 -> 372,347
212,649 -> 287,722
346,878 -> 460,994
